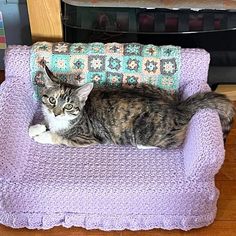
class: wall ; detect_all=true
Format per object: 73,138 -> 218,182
0,0 -> 31,69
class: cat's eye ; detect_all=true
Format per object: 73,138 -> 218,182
49,97 -> 56,104
64,104 -> 73,110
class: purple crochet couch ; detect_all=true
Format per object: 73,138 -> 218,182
0,46 -> 225,231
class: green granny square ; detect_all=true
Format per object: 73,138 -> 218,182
87,72 -> 106,86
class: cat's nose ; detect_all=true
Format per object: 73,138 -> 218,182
53,110 -> 61,117
53,107 -> 61,117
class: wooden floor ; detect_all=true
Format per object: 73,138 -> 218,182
0,70 -> 4,84
0,70 -> 236,235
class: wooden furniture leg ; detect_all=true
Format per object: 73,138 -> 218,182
26,0 -> 63,42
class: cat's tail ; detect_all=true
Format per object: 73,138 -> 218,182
179,92 -> 235,138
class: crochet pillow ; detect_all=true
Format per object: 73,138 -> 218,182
30,42 -> 181,99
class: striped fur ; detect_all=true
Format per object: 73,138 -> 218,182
33,66 -> 235,148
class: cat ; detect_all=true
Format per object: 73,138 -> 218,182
29,65 -> 235,149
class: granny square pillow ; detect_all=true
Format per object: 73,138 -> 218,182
30,42 -> 181,99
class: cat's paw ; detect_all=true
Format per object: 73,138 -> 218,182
29,124 -> 47,138
33,131 -> 55,144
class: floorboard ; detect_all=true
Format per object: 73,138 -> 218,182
0,71 -> 236,235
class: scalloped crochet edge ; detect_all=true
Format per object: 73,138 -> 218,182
0,210 -> 216,231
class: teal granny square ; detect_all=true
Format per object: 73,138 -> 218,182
70,43 -> 88,54
87,72 -> 106,86
70,56 -> 87,71
157,75 -> 178,90
123,56 -> 142,73
88,43 -> 105,54
159,46 -> 180,58
106,56 -> 122,72
142,44 -> 159,57
51,55 -> 70,73
106,72 -> 123,88
124,43 -> 143,56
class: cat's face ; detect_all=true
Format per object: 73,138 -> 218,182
41,66 -> 93,121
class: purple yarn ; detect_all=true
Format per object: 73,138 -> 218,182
0,46 -> 224,231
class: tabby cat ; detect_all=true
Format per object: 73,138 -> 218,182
29,65 -> 235,149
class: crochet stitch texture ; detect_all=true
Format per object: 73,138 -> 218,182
0,46 -> 224,231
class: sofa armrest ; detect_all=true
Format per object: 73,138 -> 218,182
0,76 -> 38,180
4,46 -> 31,81
181,81 -> 225,179
181,81 -> 211,100
183,109 -> 225,179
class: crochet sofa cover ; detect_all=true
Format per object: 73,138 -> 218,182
0,46 -> 225,231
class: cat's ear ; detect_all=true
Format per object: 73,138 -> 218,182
43,64 -> 59,88
74,83 -> 94,103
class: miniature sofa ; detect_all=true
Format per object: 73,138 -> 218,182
0,46 -> 224,231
